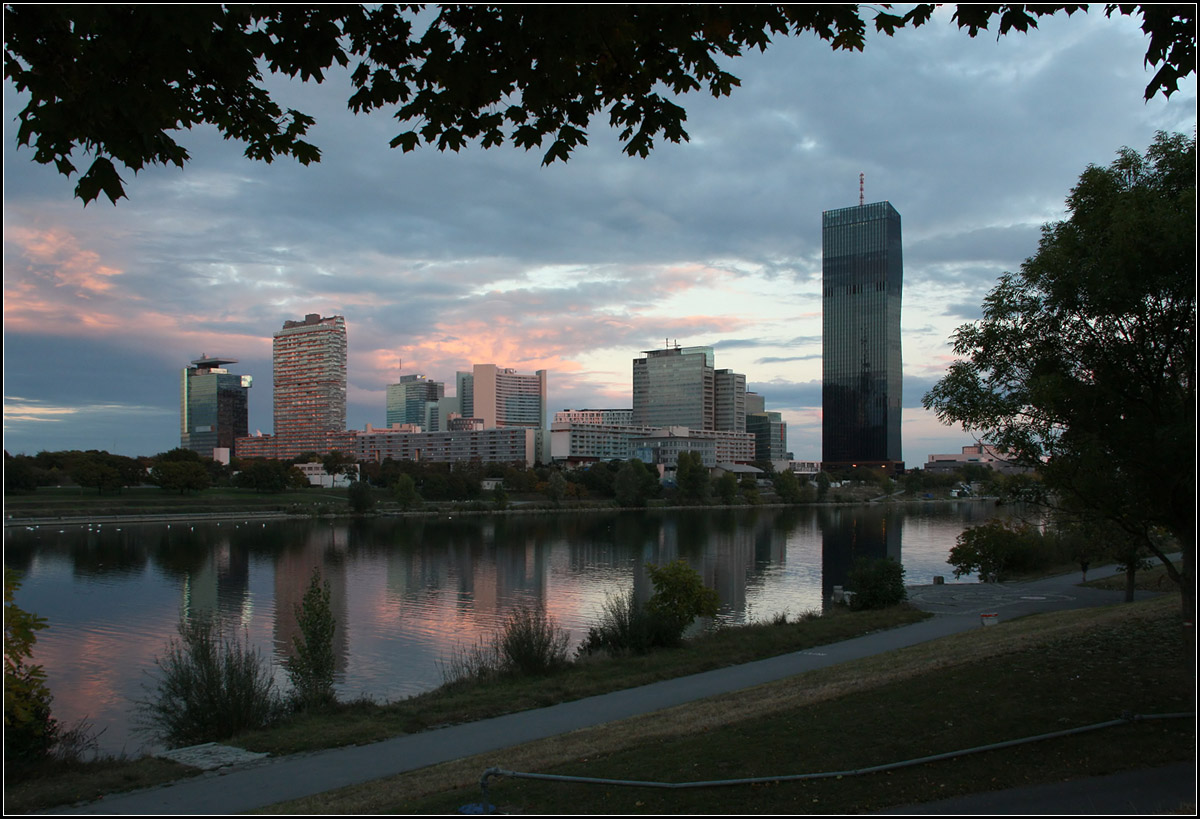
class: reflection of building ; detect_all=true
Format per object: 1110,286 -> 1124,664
272,314 -> 348,459
386,374 -> 445,430
181,355 -> 252,459
822,201 -> 903,472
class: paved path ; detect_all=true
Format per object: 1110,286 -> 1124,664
50,563 -> 1191,814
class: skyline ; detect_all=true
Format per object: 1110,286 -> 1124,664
4,8 -> 1196,465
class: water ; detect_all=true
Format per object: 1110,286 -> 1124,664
4,502 -> 1007,755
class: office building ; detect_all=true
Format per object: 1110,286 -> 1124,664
747,411 -> 788,463
456,364 -> 547,430
386,374 -> 445,430
272,313 -> 347,459
180,355 -> 252,459
714,369 -> 747,433
821,201 -> 903,471
632,345 -> 715,430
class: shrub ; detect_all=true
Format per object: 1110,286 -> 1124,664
580,561 -> 720,656
577,589 -> 671,656
285,568 -> 337,710
949,519 -> 1046,582
496,604 -> 570,676
347,480 -> 376,513
645,559 -> 720,644
846,557 -> 907,610
137,614 -> 280,747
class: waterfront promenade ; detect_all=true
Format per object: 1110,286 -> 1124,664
46,565 -> 1191,814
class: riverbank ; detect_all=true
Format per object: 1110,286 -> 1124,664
4,483 -> 996,527
12,575 -> 1190,814
7,604 -> 929,812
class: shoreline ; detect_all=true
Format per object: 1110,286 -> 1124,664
4,496 -> 998,528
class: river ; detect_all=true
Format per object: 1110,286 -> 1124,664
5,502 -> 1009,755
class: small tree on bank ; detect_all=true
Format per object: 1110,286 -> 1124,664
285,568 -> 336,710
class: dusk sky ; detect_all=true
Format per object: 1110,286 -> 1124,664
4,8 -> 1196,466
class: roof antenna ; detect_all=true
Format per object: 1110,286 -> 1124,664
860,173 -> 865,206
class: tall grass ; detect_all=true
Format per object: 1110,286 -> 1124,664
440,604 -> 569,684
136,614 -> 281,747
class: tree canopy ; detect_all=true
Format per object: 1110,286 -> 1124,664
4,4 -> 1194,204
923,131 -> 1195,617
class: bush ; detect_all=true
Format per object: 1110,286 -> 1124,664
846,557 -> 907,610
285,568 -> 337,710
496,604 -> 570,676
580,561 -> 720,656
347,480 -> 376,513
645,559 -> 720,643
949,519 -> 1053,582
137,614 -> 280,747
441,604 -> 569,683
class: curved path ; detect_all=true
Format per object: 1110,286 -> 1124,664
48,564 -> 1190,814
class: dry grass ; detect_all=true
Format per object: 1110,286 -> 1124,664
257,595 -> 1185,814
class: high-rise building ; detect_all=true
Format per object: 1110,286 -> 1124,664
180,355 -> 252,459
386,374 -> 445,430
272,313 -> 347,458
632,345 -> 715,430
456,364 -> 547,430
821,201 -> 903,470
714,369 -> 747,433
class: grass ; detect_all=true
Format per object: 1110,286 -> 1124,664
2,605 -> 926,811
259,594 -> 1192,814
3,485 -> 351,519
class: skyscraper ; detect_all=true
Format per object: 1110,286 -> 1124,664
821,201 -> 903,471
180,355 -> 252,459
386,374 -> 445,429
632,345 -> 715,430
272,313 -> 347,458
456,364 -> 547,429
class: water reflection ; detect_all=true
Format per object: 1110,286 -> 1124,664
5,503 -> 1007,754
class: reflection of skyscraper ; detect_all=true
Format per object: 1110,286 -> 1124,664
272,314 -> 347,457
821,201 -> 903,470
180,355 -> 252,458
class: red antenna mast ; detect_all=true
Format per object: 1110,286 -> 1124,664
859,173 -> 865,206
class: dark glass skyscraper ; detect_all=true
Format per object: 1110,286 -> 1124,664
821,201 -> 903,470
180,355 -> 252,458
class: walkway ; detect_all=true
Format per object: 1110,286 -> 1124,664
50,564 -> 1190,814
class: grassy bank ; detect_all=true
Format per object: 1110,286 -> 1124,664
262,594 -> 1192,814
3,605 -> 927,812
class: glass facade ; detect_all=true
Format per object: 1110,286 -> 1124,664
386,375 -> 445,429
821,201 -> 903,467
632,346 -> 715,430
180,356 -> 252,458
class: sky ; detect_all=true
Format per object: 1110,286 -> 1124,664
3,8 -> 1196,466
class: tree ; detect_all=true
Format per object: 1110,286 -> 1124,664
4,568 -> 58,767
924,132 -> 1194,624
614,459 -> 659,508
645,559 -> 721,645
346,479 -> 376,513
285,568 -> 337,710
4,6 -> 1193,204
392,473 -> 422,511
151,460 -> 212,494
846,556 -> 907,610
674,451 -> 710,505
717,472 -> 740,505
321,450 -> 358,484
